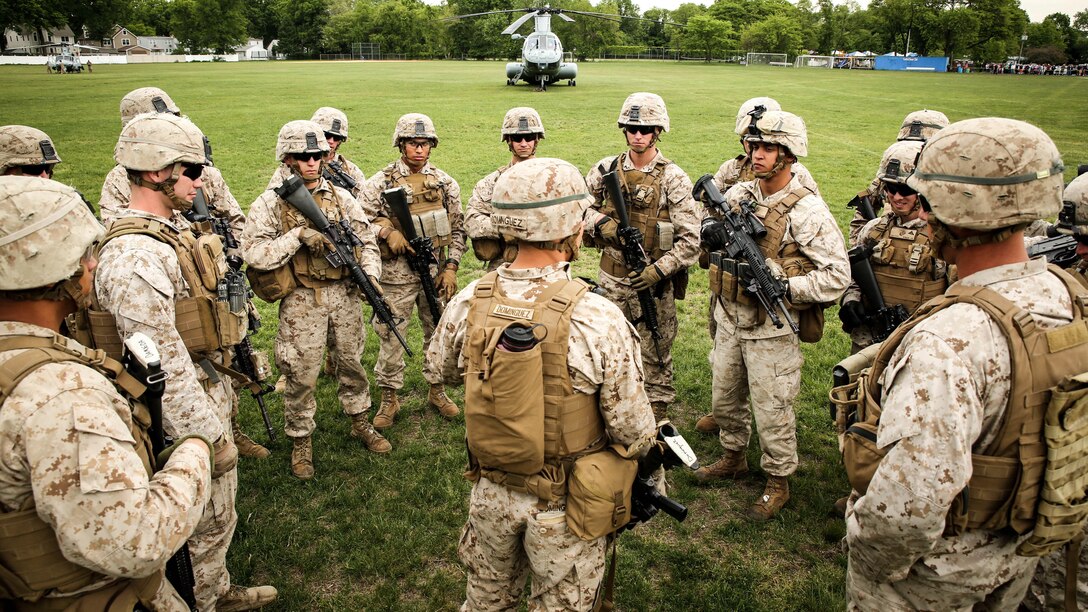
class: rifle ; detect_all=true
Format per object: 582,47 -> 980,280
846,244 -> 910,343
323,159 -> 358,193
186,190 -> 276,443
847,191 -> 877,222
1027,234 -> 1079,269
382,187 -> 443,325
122,333 -> 198,611
274,176 -> 412,356
602,170 -> 664,361
624,423 -> 699,531
692,174 -> 799,334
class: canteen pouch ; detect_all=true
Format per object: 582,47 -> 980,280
464,324 -> 546,476
566,445 -> 638,541
842,421 -> 884,496
246,265 -> 297,303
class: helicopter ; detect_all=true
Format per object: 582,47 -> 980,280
32,43 -> 99,73
448,7 -> 678,90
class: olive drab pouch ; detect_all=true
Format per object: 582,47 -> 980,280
246,265 -> 297,303
797,307 -> 827,343
1017,371 -> 1088,557
464,322 -> 546,476
412,208 -> 453,249
193,234 -> 227,291
654,221 -> 674,253
566,444 -> 639,541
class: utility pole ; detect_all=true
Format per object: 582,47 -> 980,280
1017,33 -> 1028,62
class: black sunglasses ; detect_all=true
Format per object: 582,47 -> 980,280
884,183 -> 917,197
624,125 -> 656,136
324,132 -> 346,143
291,152 -> 324,162
19,164 -> 53,177
181,163 -> 204,180
508,134 -> 537,143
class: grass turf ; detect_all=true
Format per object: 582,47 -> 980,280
1,60 -> 1086,610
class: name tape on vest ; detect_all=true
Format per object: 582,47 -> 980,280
492,304 -> 536,321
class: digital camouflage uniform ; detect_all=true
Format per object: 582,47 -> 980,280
101,164 -> 244,230
708,175 -> 850,476
241,176 -> 382,439
465,163 -> 513,272
712,157 -> 819,197
95,209 -> 238,612
846,260 -> 1067,610
584,150 -> 700,409
358,157 -> 465,391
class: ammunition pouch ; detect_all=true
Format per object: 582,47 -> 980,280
246,265 -> 297,303
566,444 -> 639,541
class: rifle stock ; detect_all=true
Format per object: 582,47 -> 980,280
846,245 -> 909,342
847,192 -> 877,221
275,176 -> 412,356
323,159 -> 358,193
382,187 -> 443,324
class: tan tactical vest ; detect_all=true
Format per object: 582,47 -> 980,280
277,186 -> 362,288
599,153 -> 675,277
834,266 -> 1088,539
462,273 -> 606,501
383,164 -> 452,251
0,333 -> 161,610
863,214 -> 948,314
732,154 -> 756,185
70,216 -> 245,359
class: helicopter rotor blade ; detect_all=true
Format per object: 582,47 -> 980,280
559,9 -> 686,28
557,12 -> 575,22
501,11 -> 540,36
442,8 -> 532,22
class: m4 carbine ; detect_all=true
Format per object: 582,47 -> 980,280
844,244 -> 910,343
624,423 -> 699,531
847,190 -> 877,222
275,175 -> 412,356
602,170 -> 664,361
1027,234 -> 1078,269
692,174 -> 798,334
323,159 -> 357,193
382,187 -> 444,325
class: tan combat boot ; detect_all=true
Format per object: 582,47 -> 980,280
233,421 -> 270,459
748,475 -> 790,521
695,413 -> 719,434
290,436 -> 314,480
351,415 -> 392,453
694,449 -> 748,483
218,584 -> 279,612
428,384 -> 460,419
373,387 -> 400,430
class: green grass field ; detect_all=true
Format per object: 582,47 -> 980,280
1,60 -> 1086,610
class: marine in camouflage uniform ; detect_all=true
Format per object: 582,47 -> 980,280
425,157 -> 656,611
583,93 -> 700,421
1022,171 -> 1088,612
357,113 -> 465,429
0,124 -> 63,180
840,140 -> 949,352
695,110 -> 850,521
846,118 -> 1073,610
0,176 -> 212,611
465,107 -> 545,271
97,87 -> 269,460
846,109 -> 949,245
241,120 -> 388,479
93,114 -> 275,612
696,97 -> 821,434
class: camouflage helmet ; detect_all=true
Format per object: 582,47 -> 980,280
876,140 -> 923,185
617,92 -> 669,132
0,125 -> 61,173
0,176 -> 103,290
119,87 -> 181,128
491,157 -> 592,242
743,110 -> 808,157
275,120 -> 330,162
392,113 -> 438,147
500,107 -> 545,140
897,109 -> 949,142
734,97 -> 781,135
906,117 -> 1064,231
311,107 -> 349,140
1057,173 -> 1088,237
115,113 -> 210,172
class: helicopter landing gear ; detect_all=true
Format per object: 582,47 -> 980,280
569,79 -> 576,86
506,78 -> 515,86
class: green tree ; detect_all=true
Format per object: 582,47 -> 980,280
555,0 -> 623,60
0,0 -> 64,54
171,0 -> 248,53
246,0 -> 280,49
448,0 -> 518,60
739,13 -> 804,54
274,0 -> 328,58
680,14 -> 735,61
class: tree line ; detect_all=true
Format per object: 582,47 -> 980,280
4,0 -> 1086,65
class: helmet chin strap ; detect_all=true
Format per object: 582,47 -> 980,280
133,163 -> 192,212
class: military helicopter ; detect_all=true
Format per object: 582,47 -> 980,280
33,43 -> 98,73
448,6 -> 676,90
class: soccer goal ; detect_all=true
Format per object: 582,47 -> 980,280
746,52 -> 790,67
793,55 -> 835,69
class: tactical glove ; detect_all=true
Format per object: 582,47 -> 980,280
839,300 -> 866,332
437,267 -> 458,300
155,434 -> 214,473
595,217 -> 621,247
212,434 -> 238,478
628,264 -> 664,292
298,228 -> 333,256
384,229 -> 415,256
700,217 -> 728,250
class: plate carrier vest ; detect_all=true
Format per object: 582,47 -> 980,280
862,214 -> 948,314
